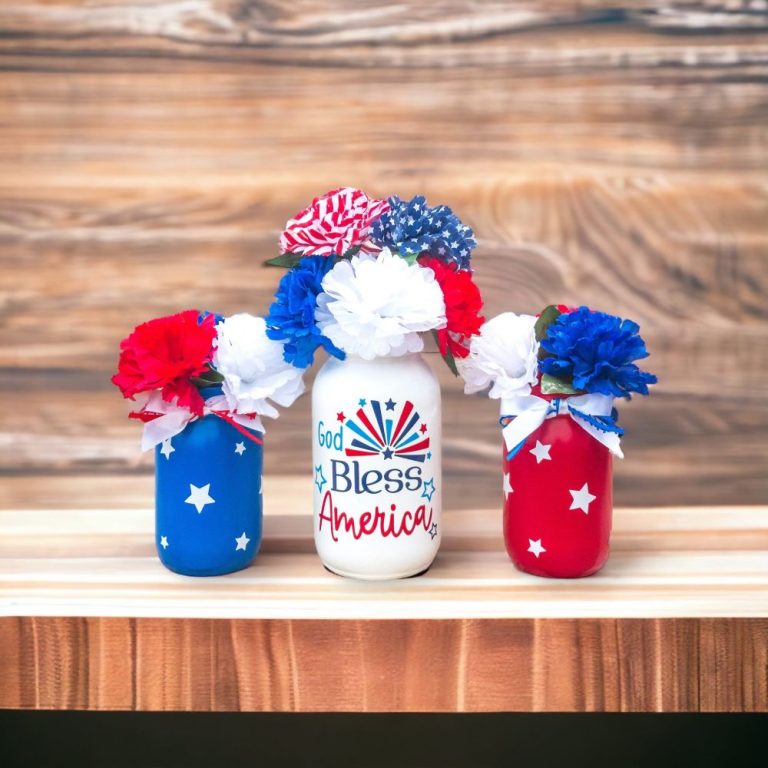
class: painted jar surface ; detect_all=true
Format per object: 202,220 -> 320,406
312,353 -> 442,580
155,388 -> 263,576
503,396 -> 612,578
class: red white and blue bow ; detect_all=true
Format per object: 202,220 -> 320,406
130,391 -> 264,451
499,393 -> 624,460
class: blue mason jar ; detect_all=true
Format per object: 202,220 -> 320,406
154,387 -> 263,576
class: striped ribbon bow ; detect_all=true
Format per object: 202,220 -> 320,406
499,393 -> 624,460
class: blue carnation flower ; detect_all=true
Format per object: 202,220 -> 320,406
539,307 -> 657,398
265,256 -> 345,369
370,195 -> 476,270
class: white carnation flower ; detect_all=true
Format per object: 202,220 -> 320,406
314,248 -> 446,360
457,312 -> 540,398
213,314 -> 305,422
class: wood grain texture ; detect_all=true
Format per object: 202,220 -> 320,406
1,503 -> 767,712
0,2 -> 767,509
1,616 -> 766,712
3,505 -> 768,620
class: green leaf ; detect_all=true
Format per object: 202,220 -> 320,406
433,330 -> 459,376
540,373 -> 578,396
442,347 -> 459,377
264,253 -> 303,269
535,304 -> 563,361
191,367 -> 225,389
534,304 -> 562,343
342,245 -> 361,259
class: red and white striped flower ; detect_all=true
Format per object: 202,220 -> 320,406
279,187 -> 390,257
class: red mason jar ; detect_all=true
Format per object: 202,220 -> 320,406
502,393 -> 613,578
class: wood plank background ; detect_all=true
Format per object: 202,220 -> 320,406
1,1 -> 767,510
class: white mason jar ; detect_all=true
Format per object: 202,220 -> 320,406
312,353 -> 442,580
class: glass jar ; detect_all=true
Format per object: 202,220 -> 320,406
155,387 -> 263,576
503,394 -> 612,578
312,353 -> 442,579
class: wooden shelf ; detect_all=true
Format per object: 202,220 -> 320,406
1,497 -> 767,712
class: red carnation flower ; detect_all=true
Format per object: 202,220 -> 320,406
279,187 -> 390,257
419,257 -> 484,359
111,310 -> 217,416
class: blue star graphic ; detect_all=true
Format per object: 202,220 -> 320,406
358,398 -> 367,407
383,448 -> 393,459
314,464 -> 327,493
421,478 -> 436,502
385,398 -> 396,411
426,451 -> 432,460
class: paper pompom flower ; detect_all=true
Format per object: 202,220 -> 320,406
458,312 -> 539,399
370,195 -> 476,269
112,310 -> 217,416
539,306 -> 657,398
419,256 -> 484,360
213,314 -> 305,422
279,187 -> 390,258
266,255 -> 345,369
315,248 -> 446,360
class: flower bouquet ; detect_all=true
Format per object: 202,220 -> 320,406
459,305 -> 656,577
265,187 -> 485,579
112,310 -> 305,576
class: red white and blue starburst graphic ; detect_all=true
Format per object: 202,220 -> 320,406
340,397 -> 431,462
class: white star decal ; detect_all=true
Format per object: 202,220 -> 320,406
235,531 -> 250,551
528,538 -> 546,558
503,472 -> 513,498
529,440 -> 552,464
234,441 -> 246,455
160,535 -> 169,549
185,483 -> 215,514
569,483 -> 596,514
159,439 -> 175,460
